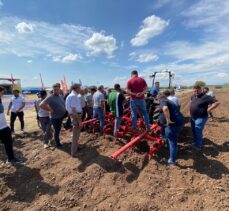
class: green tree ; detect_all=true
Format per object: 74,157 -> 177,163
194,81 -> 206,87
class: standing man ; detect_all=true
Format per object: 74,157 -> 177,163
78,89 -> 86,121
0,86 -> 22,164
126,70 -> 150,131
203,87 -> 215,120
190,86 -> 220,150
35,90 -> 52,149
158,91 -> 184,165
40,83 -> 66,148
7,88 -> 25,133
150,82 -> 160,97
108,84 -> 125,136
66,84 -> 82,157
93,85 -> 105,136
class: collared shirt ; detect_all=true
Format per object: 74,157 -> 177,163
66,90 -> 82,114
190,93 -> 217,118
10,95 -> 25,112
150,86 -> 159,97
0,98 -> 8,130
126,76 -> 147,100
78,94 -> 86,108
93,90 -> 104,108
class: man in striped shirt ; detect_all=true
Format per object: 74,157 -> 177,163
108,84 -> 125,136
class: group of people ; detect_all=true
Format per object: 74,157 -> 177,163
0,70 -> 220,165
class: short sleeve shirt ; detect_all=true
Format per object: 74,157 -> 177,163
150,87 -> 159,97
11,96 -> 25,112
108,91 -> 125,117
93,91 -> 105,108
190,93 -> 217,118
126,76 -> 147,100
159,99 -> 183,126
35,99 -> 49,117
43,94 -> 66,119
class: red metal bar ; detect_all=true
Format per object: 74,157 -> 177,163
82,118 -> 97,126
111,131 -> 147,159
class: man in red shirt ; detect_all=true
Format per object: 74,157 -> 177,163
126,70 -> 150,130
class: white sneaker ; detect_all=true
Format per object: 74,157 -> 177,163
44,144 -> 49,149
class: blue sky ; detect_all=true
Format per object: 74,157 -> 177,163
0,0 -> 229,87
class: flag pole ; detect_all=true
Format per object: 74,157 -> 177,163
39,73 -> 44,90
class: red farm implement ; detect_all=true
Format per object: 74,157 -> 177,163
81,107 -> 164,160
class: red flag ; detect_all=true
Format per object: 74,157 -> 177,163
61,76 -> 68,95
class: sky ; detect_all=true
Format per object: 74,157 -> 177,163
0,0 -> 229,88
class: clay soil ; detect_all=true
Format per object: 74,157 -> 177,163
0,90 -> 228,211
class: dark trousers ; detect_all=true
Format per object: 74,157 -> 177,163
10,111 -> 24,132
0,127 -> 15,160
51,118 -> 63,146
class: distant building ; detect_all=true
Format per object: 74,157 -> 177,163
0,77 -> 21,94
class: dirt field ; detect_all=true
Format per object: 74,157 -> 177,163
0,90 -> 228,211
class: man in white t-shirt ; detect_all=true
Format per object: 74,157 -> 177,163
7,88 -> 25,132
167,89 -> 180,109
66,83 -> 82,157
0,86 -> 22,164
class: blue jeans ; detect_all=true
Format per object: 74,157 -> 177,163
93,107 -> 104,135
130,99 -> 150,130
39,117 -> 52,144
191,117 -> 208,148
114,116 -> 122,136
164,124 -> 182,163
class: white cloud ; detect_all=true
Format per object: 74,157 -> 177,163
27,60 -> 32,63
15,22 -> 34,33
216,72 -> 229,78
137,53 -> 158,63
85,32 -> 117,58
182,0 -> 229,34
0,16 -> 117,62
129,51 -> 159,63
130,15 -> 169,47
53,53 -> 82,63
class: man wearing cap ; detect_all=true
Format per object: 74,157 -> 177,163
126,70 -> 150,131
0,86 -> 22,164
65,84 -> 82,157
40,83 -> 66,148
7,88 -> 25,133
35,90 -> 52,148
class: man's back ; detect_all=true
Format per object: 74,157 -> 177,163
93,91 -> 104,108
126,76 -> 147,100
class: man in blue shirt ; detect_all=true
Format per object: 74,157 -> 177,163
150,82 -> 160,97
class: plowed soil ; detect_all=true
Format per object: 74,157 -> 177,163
0,90 -> 229,211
